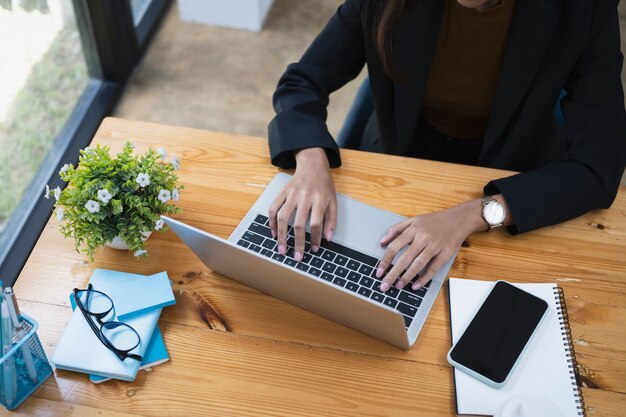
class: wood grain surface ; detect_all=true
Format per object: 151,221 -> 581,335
10,117 -> 626,416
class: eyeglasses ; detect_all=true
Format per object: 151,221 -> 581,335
73,284 -> 142,362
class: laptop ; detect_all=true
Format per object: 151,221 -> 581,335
162,173 -> 455,350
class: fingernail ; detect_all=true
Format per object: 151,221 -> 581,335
412,282 -> 423,290
294,252 -> 302,262
395,281 -> 404,289
380,282 -> 390,292
271,230 -> 276,239
312,245 -> 319,253
376,267 -> 385,278
278,245 -> 285,255
326,230 -> 334,241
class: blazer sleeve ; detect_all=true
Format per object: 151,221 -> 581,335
268,0 -> 367,169
484,1 -> 626,234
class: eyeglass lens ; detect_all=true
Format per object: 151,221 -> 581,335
102,322 -> 140,351
76,290 -> 113,316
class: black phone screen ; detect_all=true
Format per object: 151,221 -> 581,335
449,281 -> 548,384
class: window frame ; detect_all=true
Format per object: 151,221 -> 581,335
0,0 -> 171,286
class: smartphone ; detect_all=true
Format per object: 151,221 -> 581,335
447,280 -> 549,388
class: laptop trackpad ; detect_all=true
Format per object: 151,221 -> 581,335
333,193 -> 406,260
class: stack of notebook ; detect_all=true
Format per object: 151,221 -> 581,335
51,269 -> 176,383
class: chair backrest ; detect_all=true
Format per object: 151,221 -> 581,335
554,89 -> 567,127
336,77 -> 374,149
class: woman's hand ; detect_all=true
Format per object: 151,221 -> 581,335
377,199 -> 491,292
268,147 -> 337,261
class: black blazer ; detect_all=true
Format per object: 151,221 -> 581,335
268,0 -> 626,234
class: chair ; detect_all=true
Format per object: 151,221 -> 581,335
336,77 -> 375,150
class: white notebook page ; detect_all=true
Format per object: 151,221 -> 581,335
448,278 -> 580,416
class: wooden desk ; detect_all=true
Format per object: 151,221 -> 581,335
11,118 -> 626,416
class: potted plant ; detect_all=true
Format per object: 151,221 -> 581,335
45,141 -> 183,260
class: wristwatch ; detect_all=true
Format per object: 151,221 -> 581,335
480,196 -> 505,230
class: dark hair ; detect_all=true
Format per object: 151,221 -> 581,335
372,0 -> 415,81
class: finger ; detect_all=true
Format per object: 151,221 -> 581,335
395,247 -> 436,289
380,240 -> 427,292
267,191 -> 286,239
276,198 -> 296,255
323,197 -> 337,242
292,199 -> 311,262
376,231 -> 415,280
309,199 -> 325,253
412,254 -> 448,290
379,218 -> 412,246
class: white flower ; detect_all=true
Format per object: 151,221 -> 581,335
171,154 -> 181,170
44,184 -> 50,199
155,219 -> 165,231
59,164 -> 70,175
85,200 -> 100,214
55,207 -> 64,221
158,189 -> 171,203
157,147 -> 167,159
83,146 -> 95,155
97,189 -> 112,204
172,188 -> 180,202
134,249 -> 147,257
136,173 -> 150,187
53,186 -> 61,201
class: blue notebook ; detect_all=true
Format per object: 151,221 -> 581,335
66,294 -> 170,384
113,271 -> 175,320
52,269 -> 174,381
90,326 -> 169,384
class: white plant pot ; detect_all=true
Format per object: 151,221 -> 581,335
105,231 -> 152,250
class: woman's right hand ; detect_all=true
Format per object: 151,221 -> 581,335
268,147 -> 337,262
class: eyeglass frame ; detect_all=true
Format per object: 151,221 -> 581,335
73,283 -> 143,362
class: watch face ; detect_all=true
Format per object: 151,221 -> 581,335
484,202 -> 505,225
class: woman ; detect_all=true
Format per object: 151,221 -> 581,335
267,0 -> 626,293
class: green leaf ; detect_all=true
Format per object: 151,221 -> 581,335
111,199 -> 123,215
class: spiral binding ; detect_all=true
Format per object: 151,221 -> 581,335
554,286 -> 586,417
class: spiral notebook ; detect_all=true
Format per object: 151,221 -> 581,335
448,278 -> 584,417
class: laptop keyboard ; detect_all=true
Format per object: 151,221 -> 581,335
236,214 -> 431,329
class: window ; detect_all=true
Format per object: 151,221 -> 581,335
0,0 -> 89,235
131,0 -> 152,25
0,0 -> 171,286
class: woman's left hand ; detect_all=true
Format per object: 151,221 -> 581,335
376,200 -> 487,292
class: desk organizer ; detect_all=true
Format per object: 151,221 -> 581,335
0,314 -> 53,410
